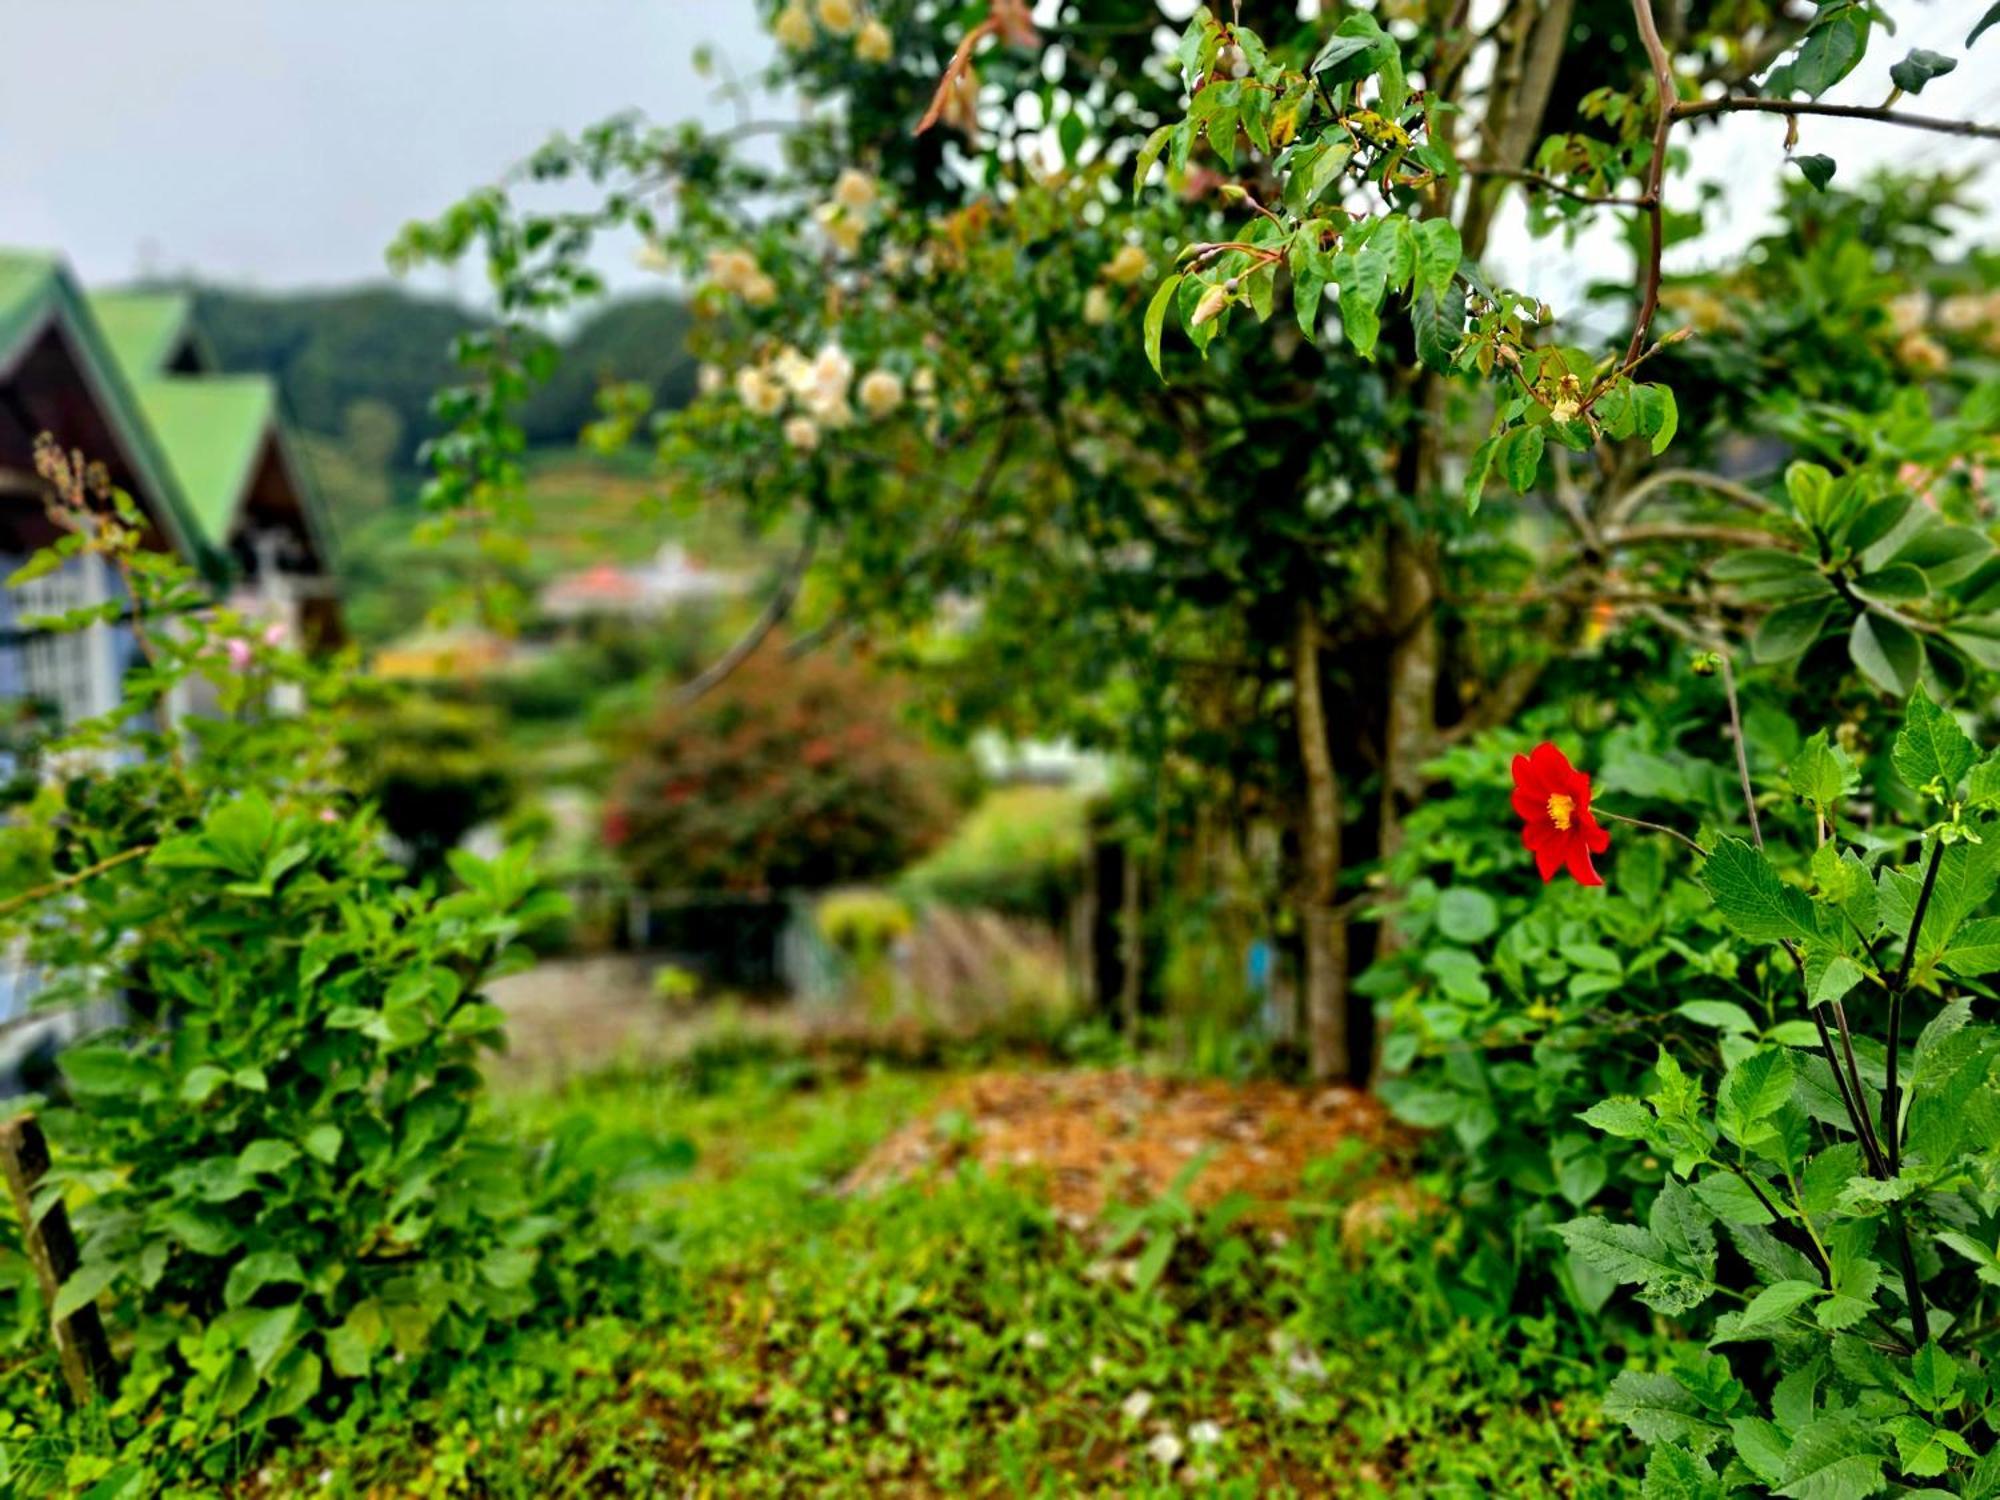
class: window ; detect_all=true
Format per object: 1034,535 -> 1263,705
16,559 -> 105,726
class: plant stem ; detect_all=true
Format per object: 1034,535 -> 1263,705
1719,653 -> 1763,850
0,844 -> 155,919
1596,809 -> 1708,857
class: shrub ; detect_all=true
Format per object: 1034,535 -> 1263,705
603,647 -> 955,893
899,784 -> 1089,921
339,685 -> 515,874
0,442 -> 657,1493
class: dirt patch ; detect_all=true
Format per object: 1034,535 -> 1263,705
842,1067 -> 1406,1225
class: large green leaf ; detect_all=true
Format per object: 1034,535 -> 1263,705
1848,613 -> 1921,697
1892,687 -> 1976,798
1700,838 -> 1815,946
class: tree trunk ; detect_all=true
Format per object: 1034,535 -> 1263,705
1293,601 -> 1350,1084
1118,847 -> 1144,1037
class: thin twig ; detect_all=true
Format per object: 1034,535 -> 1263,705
1718,653 -> 1763,851
0,844 -> 155,919
669,520 -> 818,707
1673,95 -> 2000,141
1597,808 -> 1708,857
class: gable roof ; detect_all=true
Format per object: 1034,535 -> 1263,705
87,290 -> 196,375
0,250 -> 222,580
129,376 -> 275,547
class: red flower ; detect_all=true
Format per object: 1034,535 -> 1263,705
1511,742 -> 1610,887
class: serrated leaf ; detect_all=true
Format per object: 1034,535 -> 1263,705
1604,1370 -> 1725,1450
1701,838 -> 1816,946
1737,1279 -> 1821,1334
1774,1412 -> 1885,1499
1579,1096 -> 1656,1138
1733,1416 -> 1791,1486
1894,687 -> 1977,799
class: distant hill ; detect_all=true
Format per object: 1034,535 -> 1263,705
179,284 -> 698,466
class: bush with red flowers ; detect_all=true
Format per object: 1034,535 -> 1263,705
602,647 -> 959,895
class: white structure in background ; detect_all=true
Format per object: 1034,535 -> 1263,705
538,544 -> 749,624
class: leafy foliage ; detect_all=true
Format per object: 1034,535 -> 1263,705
603,647 -> 958,893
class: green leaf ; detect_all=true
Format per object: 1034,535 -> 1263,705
1791,11 -> 1869,100
1893,686 -> 1976,799
1735,1279 -> 1821,1335
1603,1370 -> 1724,1449
1464,435 -> 1498,514
1579,1096 -> 1655,1138
1941,916 -> 2000,977
1732,1416 -> 1791,1486
1413,218 -> 1461,295
179,1064 -> 231,1105
1754,597 -> 1837,663
224,1251 -> 305,1310
1339,281 -> 1381,358
52,1260 -> 116,1321
303,1124 -> 344,1165
1412,284 -> 1464,372
1642,1445 -> 1722,1500
1789,731 -> 1856,813
1144,272 -> 1182,378
1498,424 -> 1545,494
1774,1412 -> 1885,1499
57,1046 -> 154,1098
1700,838 -> 1816,946
1719,1049 -> 1796,1139
1972,2 -> 2000,46
1435,887 -> 1498,944
1794,154 -> 1837,192
238,1139 -> 300,1177
265,1347 -> 322,1419
479,1247 -> 539,1290
1676,1000 -> 1758,1033
1849,612 -> 1922,698
1889,48 -> 1957,94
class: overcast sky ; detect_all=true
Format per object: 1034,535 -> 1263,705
0,0 -> 773,301
1,0 -> 1994,310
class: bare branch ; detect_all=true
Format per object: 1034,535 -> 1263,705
1675,95 -> 2000,141
1607,467 -> 1780,527
669,521 -> 818,707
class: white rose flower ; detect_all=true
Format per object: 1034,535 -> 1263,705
855,17 -> 893,62
833,167 -> 879,213
774,4 -> 814,49
816,0 -> 857,35
858,368 -> 904,418
783,414 -> 820,450
1083,285 -> 1113,325
735,367 -> 785,417
1103,244 -> 1149,285
697,363 -> 725,395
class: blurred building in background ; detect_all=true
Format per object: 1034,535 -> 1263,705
0,248 -> 340,1066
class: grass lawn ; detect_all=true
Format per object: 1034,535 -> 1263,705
229,1042 -> 1644,1498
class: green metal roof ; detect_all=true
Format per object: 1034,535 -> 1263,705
86,290 -> 194,375
129,377 -> 274,547
2,252 -> 335,583
0,249 -> 221,580
0,250 -> 64,369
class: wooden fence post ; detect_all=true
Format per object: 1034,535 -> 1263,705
0,1112 -> 117,1405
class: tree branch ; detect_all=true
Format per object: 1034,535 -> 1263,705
1673,95 -> 2000,142
669,521 -> 818,707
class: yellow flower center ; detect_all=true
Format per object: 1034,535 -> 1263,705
1546,793 -> 1575,831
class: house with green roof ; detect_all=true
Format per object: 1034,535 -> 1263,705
0,249 -> 339,728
